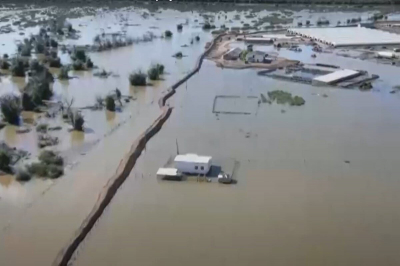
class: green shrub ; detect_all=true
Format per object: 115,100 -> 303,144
69,111 -> 84,131
1,60 -> 10,70
0,94 -> 21,125
155,63 -> 164,74
59,66 -> 70,79
72,60 -> 84,70
20,46 -> 31,57
105,95 -> 115,111
35,42 -> 45,53
73,50 -> 87,62
11,59 -> 25,77
50,39 -> 58,48
28,162 -> 48,177
129,70 -> 147,86
164,30 -> 173,38
27,80 -> 53,106
0,149 -> 11,173
47,164 -> 63,179
49,57 -> 61,68
39,150 -> 64,165
86,58 -> 93,69
177,24 -> 183,31
173,52 -> 183,58
195,36 -> 200,41
291,96 -> 305,106
22,93 -> 35,111
148,66 -> 160,81
36,123 -> 48,133
15,167 -> 31,181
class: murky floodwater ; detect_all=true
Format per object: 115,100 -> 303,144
1,3 -> 400,266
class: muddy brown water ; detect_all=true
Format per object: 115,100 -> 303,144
1,4 -> 400,266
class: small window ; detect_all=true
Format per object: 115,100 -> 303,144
200,166 -> 204,170
195,166 -> 198,170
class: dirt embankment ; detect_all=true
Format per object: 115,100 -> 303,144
52,33 -> 225,266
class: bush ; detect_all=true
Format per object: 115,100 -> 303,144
195,36 -> 200,42
59,66 -> 69,79
177,24 -> 183,31
3,53 -> 9,59
105,95 -> 115,111
164,30 -> 173,38
173,52 -> 183,58
47,164 -> 63,179
0,149 -> 11,173
306,20 -> 310,25
28,162 -> 48,177
35,42 -> 45,53
49,57 -> 62,68
71,111 -> 84,131
147,65 -> 160,80
27,80 -> 53,106
73,50 -> 87,62
129,71 -> 147,86
202,22 -> 215,30
0,94 -> 21,125
291,96 -> 305,106
50,39 -> 58,48
15,167 -> 31,181
20,45 -> 31,57
1,60 -> 10,70
156,63 -> 164,74
72,60 -> 84,70
22,92 -> 35,111
36,123 -> 48,133
11,59 -> 25,77
39,150 -> 64,165
86,58 -> 94,69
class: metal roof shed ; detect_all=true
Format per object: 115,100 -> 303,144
312,69 -> 360,86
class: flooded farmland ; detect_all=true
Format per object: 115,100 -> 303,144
1,2 -> 400,266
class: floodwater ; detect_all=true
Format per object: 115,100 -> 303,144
1,3 -> 400,266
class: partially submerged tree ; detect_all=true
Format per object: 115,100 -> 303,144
69,110 -> 84,131
148,65 -> 160,80
164,30 -> 173,38
0,94 -> 21,125
129,70 -> 147,86
49,57 -> 62,68
11,59 -> 26,77
105,95 -> 115,112
58,66 -> 70,79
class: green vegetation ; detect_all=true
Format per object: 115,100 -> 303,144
50,39 -> 58,48
86,58 -> 94,69
173,52 -> 183,58
73,50 -> 87,62
0,94 -> 21,125
15,167 -> 31,181
36,123 -> 48,133
58,66 -> 70,79
105,95 -> 115,112
165,30 -> 173,38
72,60 -> 84,70
240,50 -> 249,61
49,57 -> 62,68
70,111 -> 84,131
129,70 -> 147,86
28,150 -> 64,179
11,59 -> 25,77
147,63 -> 164,80
1,60 -> 10,70
35,42 -> 45,53
195,36 -> 200,42
267,90 -> 305,106
202,22 -> 216,30
177,24 -> 183,31
3,54 -> 9,59
0,149 -> 11,173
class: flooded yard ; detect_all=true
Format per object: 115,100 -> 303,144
1,2 -> 400,266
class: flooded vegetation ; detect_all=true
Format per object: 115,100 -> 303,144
2,2 -> 400,266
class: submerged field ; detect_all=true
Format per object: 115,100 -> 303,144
1,2 -> 400,266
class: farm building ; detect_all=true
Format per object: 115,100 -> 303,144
174,154 -> 212,175
312,69 -> 361,86
287,27 -> 400,47
223,48 -> 242,60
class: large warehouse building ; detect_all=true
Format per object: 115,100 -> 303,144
287,26 -> 400,47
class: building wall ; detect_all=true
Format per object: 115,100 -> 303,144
175,161 -> 211,175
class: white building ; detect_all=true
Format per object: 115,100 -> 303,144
287,27 -> 400,47
174,154 -> 212,175
312,69 -> 360,86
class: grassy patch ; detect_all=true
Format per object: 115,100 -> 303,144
267,90 -> 305,106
